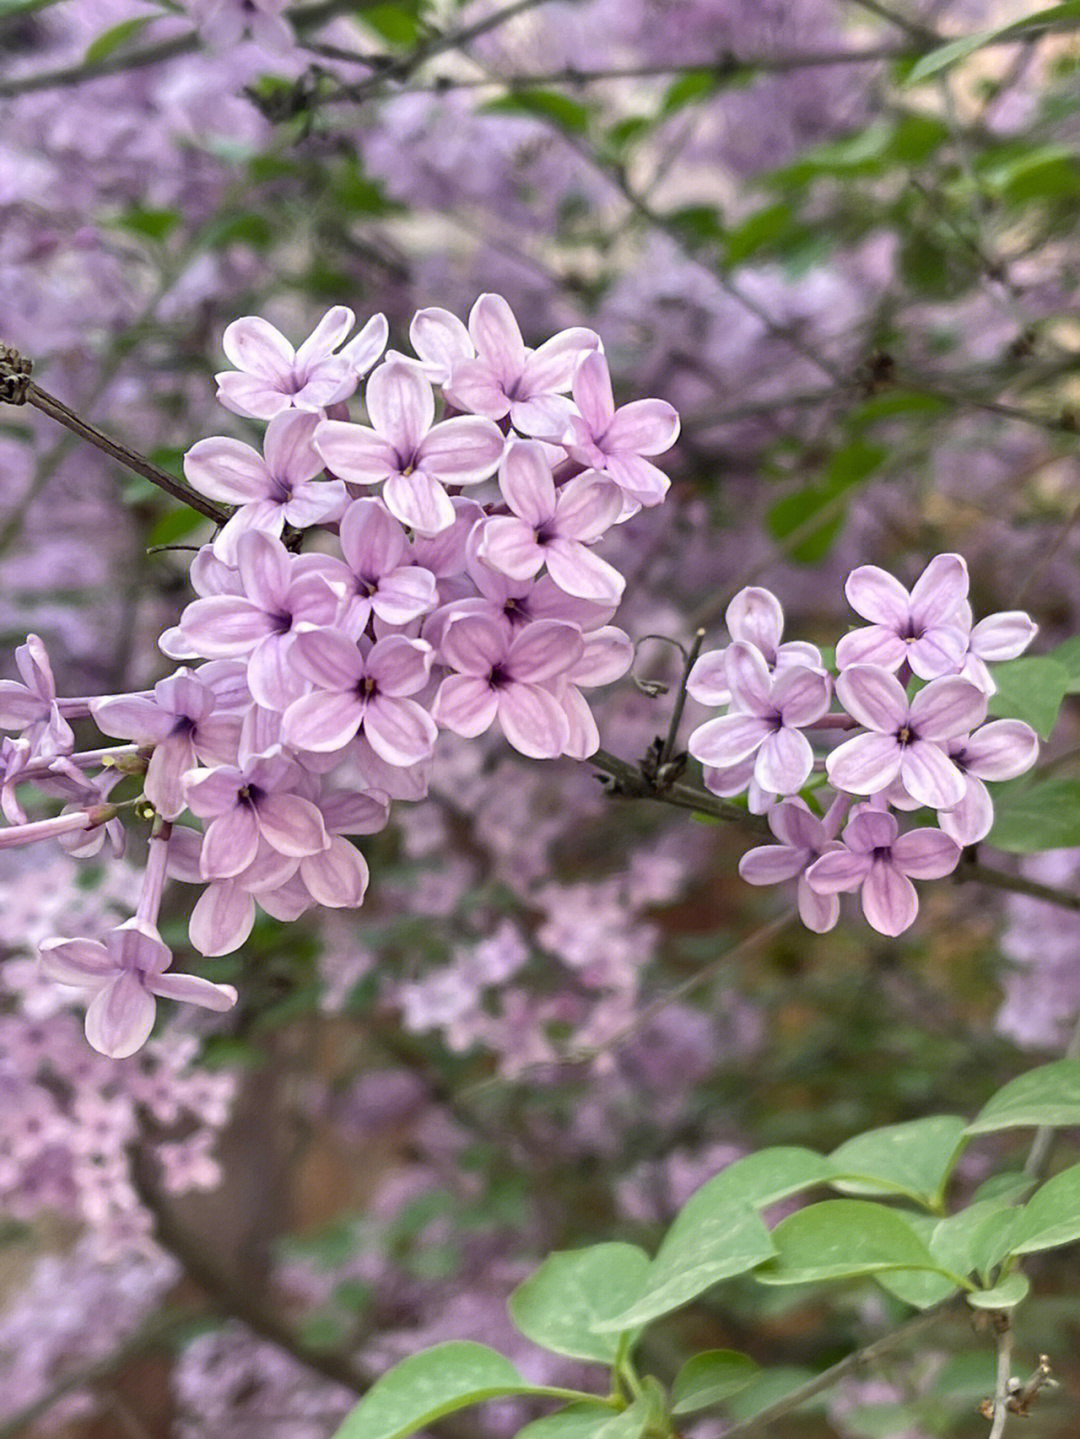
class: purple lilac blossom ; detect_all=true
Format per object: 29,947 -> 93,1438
836,554 -> 971,679
827,665 -> 987,809
688,643 -> 830,795
806,809 -> 961,937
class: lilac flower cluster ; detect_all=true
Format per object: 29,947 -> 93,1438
0,297 -> 679,1058
688,556 -> 1041,937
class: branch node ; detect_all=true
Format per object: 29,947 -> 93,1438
0,343 -> 33,405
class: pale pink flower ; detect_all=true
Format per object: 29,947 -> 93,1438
806,810 -> 960,937
827,665 -> 987,809
563,350 -> 680,512
836,554 -> 970,679
446,293 -> 599,435
939,719 -> 1039,846
216,307 -> 387,420
432,613 -> 582,758
688,645 -> 830,796
40,918 -> 236,1059
184,411 -> 347,564
477,441 -> 624,604
315,358 -> 504,535
739,797 -> 848,932
92,670 -> 240,820
282,631 -> 437,764
688,587 -> 823,707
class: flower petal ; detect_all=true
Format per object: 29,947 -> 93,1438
844,565 -> 910,627
909,553 -> 968,629
85,974 -> 156,1059
497,683 -> 570,758
891,827 -> 960,879
899,740 -> 966,810
189,881 -> 255,956
909,676 -> 987,741
961,719 -> 1039,781
363,696 -> 438,767
826,731 -> 902,795
861,861 -> 919,936
835,665 -> 907,732
299,835 -> 370,908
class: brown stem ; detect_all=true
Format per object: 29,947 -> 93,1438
0,356 -> 229,526
721,1298 -> 963,1438
587,752 -> 1080,913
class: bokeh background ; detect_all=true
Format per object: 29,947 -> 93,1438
2,0 -> 1080,1433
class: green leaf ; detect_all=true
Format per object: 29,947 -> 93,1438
671,1351 -> 760,1414
986,656 -> 1070,738
115,206 -> 181,243
724,201 -> 810,266
967,1060 -> 1080,1133
509,1244 -> 650,1363
932,1201 -> 1021,1281
987,777 -> 1080,852
84,14 -> 152,63
362,1 -> 427,45
147,507 -> 207,549
767,442 -> 887,564
1011,1163 -> 1080,1254
829,1116 -> 968,1209
516,1402 -> 646,1439
594,1204 -> 775,1330
1052,634 -> 1080,692
874,1213 -> 960,1309
594,1147 -> 829,1329
666,203 -> 725,247
967,1272 -> 1030,1309
330,1342 -> 593,1439
483,89 -> 591,134
756,1200 -> 959,1286
660,69 -> 721,116
906,3 -> 1080,84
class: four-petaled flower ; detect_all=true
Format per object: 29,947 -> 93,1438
563,350 -> 681,512
805,809 -> 960,937
40,918 -> 237,1059
282,631 -> 437,765
827,665 -> 987,809
478,441 -> 625,604
445,293 -> 600,435
688,644 -> 831,796
216,307 -> 388,419
316,358 -> 505,535
739,798 -> 847,932
836,554 -> 970,679
432,613 -> 583,758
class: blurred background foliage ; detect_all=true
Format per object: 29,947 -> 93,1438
3,0 -> 1080,1434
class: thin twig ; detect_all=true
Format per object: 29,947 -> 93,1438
721,1298 -> 963,1438
0,371 -> 229,526
0,0 -> 374,97
325,46 -> 918,95
660,628 -> 705,767
987,1316 -> 1015,1439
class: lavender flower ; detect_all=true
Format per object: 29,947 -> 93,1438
688,643 -> 830,796
805,810 -> 960,937
827,665 -> 987,809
